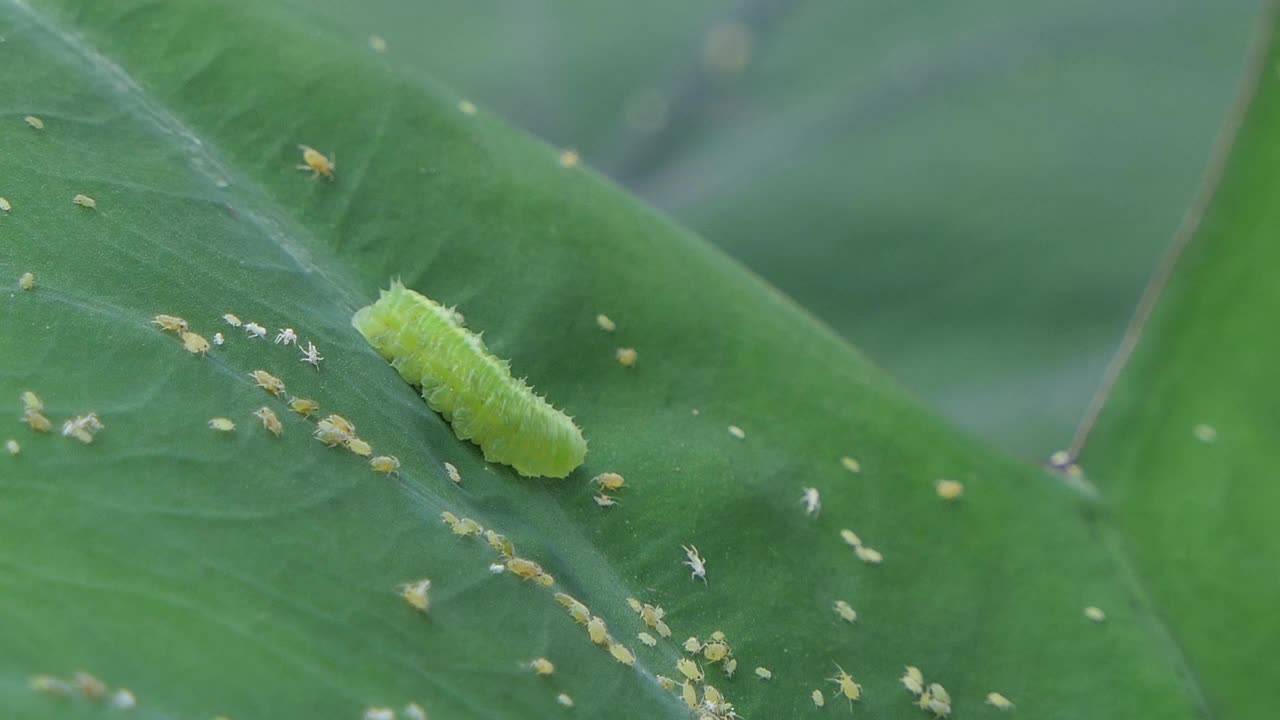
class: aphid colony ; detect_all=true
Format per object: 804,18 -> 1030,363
901,666 -> 953,718
625,596 -> 672,638
28,670 -> 135,709
669,630 -> 747,720
681,630 -> 739,679
839,527 -> 884,565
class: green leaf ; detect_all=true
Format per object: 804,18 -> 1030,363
0,1 -> 1210,718
1082,5 -> 1280,717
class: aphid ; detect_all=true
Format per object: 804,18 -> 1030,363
703,685 -> 724,707
213,332 -> 225,346
398,577 -> 431,613
297,144 -> 336,180
800,486 -> 821,516
901,666 -> 924,695
1084,605 -> 1106,622
727,425 -> 746,440
352,281 -> 587,478
530,657 -> 555,676
249,370 -> 286,396
655,619 -> 672,637
811,689 -> 825,707
274,327 -> 298,345
921,684 -> 952,717
507,556 -> 544,578
18,271 -> 34,290
21,391 -> 42,412
559,149 -> 580,168
370,455 -> 401,475
593,472 -> 626,491
833,600 -> 857,623
656,675 -> 677,690
683,636 -> 703,653
24,115 -> 44,129
681,681 -> 699,708
839,529 -> 862,547
459,100 -> 478,115
110,688 -> 137,709
535,571 -> 555,586
484,529 -> 513,557
710,631 -> 726,642
556,693 -> 574,707
321,415 -> 354,437
841,455 -> 861,474
62,413 -> 104,444
299,341 -> 323,370
72,193 -> 96,208
640,603 -> 664,627
243,322 -> 267,338
0,197 -> 10,213
22,409 -> 52,432
936,479 -> 964,500
615,347 -> 638,367
314,425 -> 347,447
854,545 -> 883,564
755,666 -> 773,680
638,631 -> 657,647
253,407 -> 283,436
5,439 -> 19,455
404,703 -> 427,720
363,708 -> 394,720
1194,423 -> 1217,443
986,692 -> 1014,710
454,517 -> 484,537
288,397 -> 320,417
73,671 -> 106,700
345,437 -> 373,457
587,616 -> 609,645
152,314 -> 189,333
609,642 -> 636,666
928,683 -> 952,705
368,35 -> 388,52
724,657 -> 738,677
682,544 -> 708,584
554,592 -> 591,624
829,663 -> 862,705
626,597 -> 644,614
594,494 -> 620,508
596,314 -> 616,332
676,658 -> 704,683
181,331 -> 211,356
440,511 -> 460,527
702,641 -> 730,663
208,417 -> 236,432
30,674 -> 71,696
445,462 -> 462,484
223,313 -> 243,327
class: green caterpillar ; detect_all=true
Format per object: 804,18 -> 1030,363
352,281 -> 587,478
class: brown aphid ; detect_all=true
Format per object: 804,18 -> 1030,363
248,370 -> 285,396
181,331 -> 211,356
253,407 -> 283,436
297,144 -> 336,180
72,194 -> 96,208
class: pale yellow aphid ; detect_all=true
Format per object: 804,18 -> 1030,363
683,636 -> 703,653
594,494 -> 619,508
1194,423 -> 1217,443
609,642 -> 636,666
800,486 -> 821,516
586,616 -> 609,645
656,675 -> 677,690
535,571 -> 555,586
530,657 -> 555,676
369,455 -> 400,476
398,577 -> 431,613
297,144 -> 336,180
73,671 -> 106,700
222,313 -> 243,327
811,689 -> 825,708
901,665 -> 925,695
724,657 -> 738,677
0,197 -> 10,213
24,115 -> 44,129
363,708 -> 394,720
728,425 -> 746,440
639,603 -> 664,627
681,681 -> 699,708
936,479 -> 964,500
596,314 -> 616,332
702,641 -> 730,663
556,693 -> 574,707
555,592 -> 591,624
710,630 -> 725,642
62,413 -> 104,443
854,545 -> 883,564
593,472 -> 626,491
655,619 -> 672,638
929,683 -> 952,705
488,562 -> 506,573
920,684 -> 952,717
1084,605 -> 1106,622
21,391 -> 42,412
485,530 -> 514,558
676,657 -> 703,682
638,631 -> 657,647
833,600 -> 857,623
703,685 -> 724,707
755,666 -> 772,680
208,417 -> 236,432
829,663 -> 862,705
454,517 -> 484,537
839,529 -> 862,547
615,347 -> 638,367
253,407 -> 283,437
29,674 -> 72,696
322,414 -> 356,436
5,439 -> 19,455
404,703 -> 427,720
18,271 -> 34,290
181,331 -> 211,356
682,544 -> 708,584
841,455 -> 861,474
22,409 -> 52,432
72,193 -> 96,208
151,314 -> 189,333
288,397 -> 320,417
345,437 -> 373,457
441,510 -> 460,527
559,149 -> 580,168
507,556 -> 544,578
445,461 -> 462,484
626,597 -> 643,613
248,370 -> 286,396
458,100 -> 477,115
986,692 -> 1014,710
368,34 -> 388,52
111,688 -> 137,709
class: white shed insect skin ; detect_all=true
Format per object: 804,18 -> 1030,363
615,347 -> 638,367
833,600 -> 857,623
727,425 -> 746,440
110,688 -> 136,709
72,193 -> 96,208
297,145 -> 336,180
754,666 -> 772,680
609,642 -> 636,666
243,322 -> 267,338
249,370 -> 286,396
363,708 -> 394,720
370,455 -> 401,475
24,115 -> 44,130
488,563 -> 506,573
445,462 -> 462,484
811,689 -> 825,708
840,456 -> 861,474
986,692 -> 1014,710
208,417 -> 236,432
253,407 -> 283,437
181,331 -> 211,356
800,487 -> 821,516
682,544 -> 708,584
1084,605 -> 1106,622
18,271 -> 34,290
656,675 -> 677,690
1048,450 -> 1072,468
152,314 -> 189,333
936,479 -> 964,500
530,657 -> 555,676
593,472 -> 626,491
274,328 -> 298,346
398,578 -> 431,613
62,413 -> 104,444
5,439 -> 19,455
404,703 -> 427,720
556,693 -> 574,708
638,631 -> 657,647
594,494 -> 620,508
724,657 -> 738,678
299,341 -> 323,370
596,314 -> 616,332
222,313 -> 243,327
212,332 -> 225,346
901,666 -> 925,696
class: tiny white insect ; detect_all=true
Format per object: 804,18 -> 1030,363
616,347 -> 638,367
854,545 -> 883,564
5,439 -> 19,455
986,692 -> 1014,710
840,455 -> 861,474
901,665 -> 925,695
363,708 -> 395,720
559,149 -> 580,168
0,197 -> 11,212
274,327 -> 298,345
556,693 -> 574,707
833,599 -> 857,623
243,322 -> 267,338
682,544 -> 707,584
596,314 -> 616,332
1084,605 -> 1106,622
24,115 -> 44,130
638,631 -> 657,647
800,487 -> 821,516
1048,449 -> 1072,468
110,688 -> 137,709
404,703 -> 427,720
222,313 -> 242,327
488,563 -> 506,573
755,666 -> 772,680
728,425 -> 746,440
1193,423 -> 1218,443
213,332 -> 224,346
299,341 -> 323,370
62,413 -> 104,444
